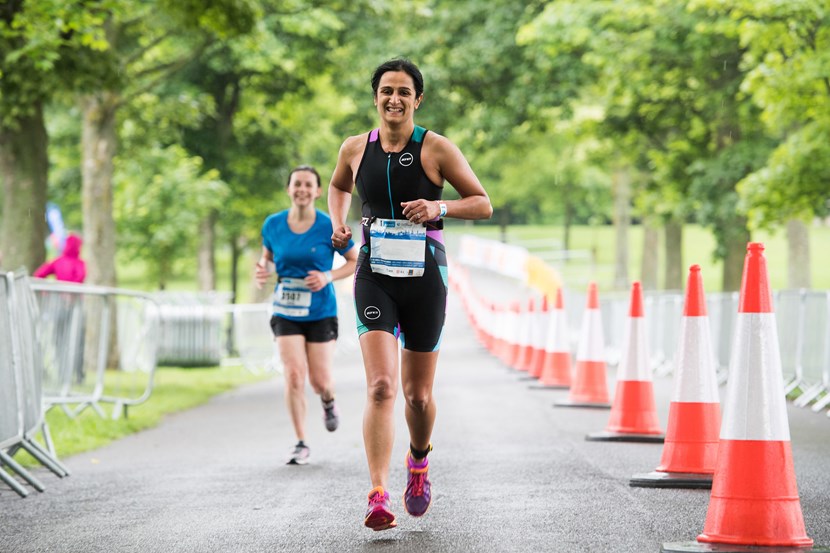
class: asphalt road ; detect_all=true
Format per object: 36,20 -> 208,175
2,268 -> 829,553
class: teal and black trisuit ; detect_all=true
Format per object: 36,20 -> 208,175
353,126 -> 449,352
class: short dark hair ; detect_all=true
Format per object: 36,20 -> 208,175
371,58 -> 424,98
286,165 -> 321,187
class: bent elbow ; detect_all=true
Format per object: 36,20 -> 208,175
484,202 -> 494,220
480,198 -> 493,220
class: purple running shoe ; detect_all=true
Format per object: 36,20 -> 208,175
364,487 -> 397,531
403,452 -> 432,517
322,398 -> 339,432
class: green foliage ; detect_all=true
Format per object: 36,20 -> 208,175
0,1 -> 115,128
2,0 -> 825,296
739,123 -> 830,228
691,0 -> 830,227
114,144 -> 229,288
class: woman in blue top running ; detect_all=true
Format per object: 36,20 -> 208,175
328,59 -> 492,530
256,165 -> 357,466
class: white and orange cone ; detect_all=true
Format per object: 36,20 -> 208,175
526,295 -> 550,379
501,302 -> 522,369
587,282 -> 664,442
513,297 -> 535,372
532,288 -> 571,390
662,243 -> 814,552
554,282 -> 610,409
631,265 -> 720,487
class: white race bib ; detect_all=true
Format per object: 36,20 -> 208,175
273,278 -> 312,317
369,218 -> 426,277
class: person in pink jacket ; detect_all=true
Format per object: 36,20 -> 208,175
34,233 -> 86,283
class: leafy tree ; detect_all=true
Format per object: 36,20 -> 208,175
695,0 -> 830,286
0,1 -> 112,272
114,144 -> 228,289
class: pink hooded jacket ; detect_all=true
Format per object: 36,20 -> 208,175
34,234 -> 86,283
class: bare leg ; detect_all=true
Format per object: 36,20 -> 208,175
278,335 -> 309,442
401,349 -> 439,456
306,340 -> 336,402
360,330 -> 400,490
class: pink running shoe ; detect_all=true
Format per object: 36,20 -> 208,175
403,452 -> 432,517
364,486 -> 397,531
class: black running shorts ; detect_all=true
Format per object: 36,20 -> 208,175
270,315 -> 339,343
353,240 -> 448,352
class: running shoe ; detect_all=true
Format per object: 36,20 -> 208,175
286,442 -> 310,465
322,398 -> 339,432
364,486 -> 397,531
403,451 -> 432,517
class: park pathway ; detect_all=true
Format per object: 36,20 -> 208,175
1,268 -> 829,552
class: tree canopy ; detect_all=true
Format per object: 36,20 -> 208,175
0,0 -> 826,292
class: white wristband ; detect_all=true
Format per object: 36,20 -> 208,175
438,201 -> 447,218
324,271 -> 333,283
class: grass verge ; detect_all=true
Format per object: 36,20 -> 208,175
14,365 -> 271,467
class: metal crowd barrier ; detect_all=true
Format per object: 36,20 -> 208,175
1,271 -> 71,497
152,292 -> 230,367
219,302 -> 279,373
30,279 -> 161,420
220,286 -> 359,374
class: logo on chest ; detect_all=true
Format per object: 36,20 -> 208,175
399,152 -> 414,167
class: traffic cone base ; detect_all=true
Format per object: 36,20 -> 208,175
699,440 -> 812,547
657,402 -> 720,474
605,380 -> 662,435
630,471 -> 712,490
661,541 -> 830,552
553,399 -> 611,409
529,382 -> 569,391
586,430 -> 664,443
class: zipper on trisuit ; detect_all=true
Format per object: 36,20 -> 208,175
386,153 -> 395,219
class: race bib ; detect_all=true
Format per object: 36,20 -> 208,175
369,218 -> 426,277
273,278 -> 312,317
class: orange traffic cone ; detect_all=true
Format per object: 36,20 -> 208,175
531,288 -> 571,389
502,302 -> 522,369
513,297 -> 535,372
662,243 -> 814,552
554,282 -> 610,409
587,282 -> 664,442
631,265 -> 720,487
526,295 -> 550,379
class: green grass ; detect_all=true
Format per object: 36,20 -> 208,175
14,365 -> 270,466
449,222 -> 830,292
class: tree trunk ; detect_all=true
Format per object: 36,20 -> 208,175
563,200 -> 573,253
498,205 -> 510,244
721,216 -> 751,292
612,168 -> 630,290
81,92 -> 118,288
664,220 -> 683,290
786,218 -> 811,289
230,234 -> 241,304
0,105 -> 49,273
81,92 -> 120,368
198,209 -> 217,291
640,218 -> 659,291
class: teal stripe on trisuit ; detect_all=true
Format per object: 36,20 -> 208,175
438,265 -> 449,287
354,297 -> 369,335
412,126 -> 426,143
432,327 -> 444,352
